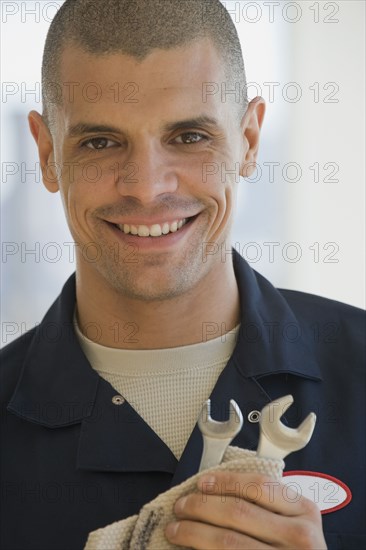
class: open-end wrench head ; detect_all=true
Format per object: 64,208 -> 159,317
297,412 -> 317,443
198,399 -> 243,439
263,394 -> 294,422
257,395 -> 317,460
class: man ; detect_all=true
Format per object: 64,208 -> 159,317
0,0 -> 364,548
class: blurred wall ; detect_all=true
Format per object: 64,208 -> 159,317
230,0 -> 365,305
1,1 -> 365,347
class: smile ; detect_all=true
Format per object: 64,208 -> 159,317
113,217 -> 193,237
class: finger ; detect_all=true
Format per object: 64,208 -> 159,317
165,519 -> 273,550
197,472 -> 319,517
173,492 -> 289,546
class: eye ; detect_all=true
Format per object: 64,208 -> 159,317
81,137 -> 118,150
174,132 -> 208,145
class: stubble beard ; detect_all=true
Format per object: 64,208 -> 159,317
90,221 -> 212,303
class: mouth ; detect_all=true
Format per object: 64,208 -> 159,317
109,215 -> 199,238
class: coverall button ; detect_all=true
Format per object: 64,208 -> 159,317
111,395 -> 125,405
248,410 -> 261,423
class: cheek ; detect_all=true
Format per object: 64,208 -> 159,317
61,156 -> 115,187
62,162 -> 114,210
196,154 -> 241,193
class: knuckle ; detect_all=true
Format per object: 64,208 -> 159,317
299,496 -> 321,517
254,473 -> 272,486
231,498 -> 251,522
288,521 -> 318,548
220,529 -> 243,549
220,472 -> 235,486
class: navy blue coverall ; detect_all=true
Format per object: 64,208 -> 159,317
1,251 -> 365,549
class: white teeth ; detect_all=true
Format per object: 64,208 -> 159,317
138,225 -> 150,237
150,224 -> 162,237
162,223 -> 170,235
117,218 -> 188,237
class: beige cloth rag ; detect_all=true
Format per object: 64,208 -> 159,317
84,446 -> 284,549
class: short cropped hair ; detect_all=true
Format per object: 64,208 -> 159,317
42,0 -> 248,127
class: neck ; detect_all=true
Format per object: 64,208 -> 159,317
75,259 -> 240,350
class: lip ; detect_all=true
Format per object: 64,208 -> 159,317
105,214 -> 200,226
105,214 -> 200,250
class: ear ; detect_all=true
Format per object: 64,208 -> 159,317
239,96 -> 266,178
28,110 -> 59,193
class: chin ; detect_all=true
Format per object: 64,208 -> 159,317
96,255 -> 204,302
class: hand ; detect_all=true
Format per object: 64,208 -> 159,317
165,471 -> 327,549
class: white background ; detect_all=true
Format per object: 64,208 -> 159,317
1,1 -> 365,346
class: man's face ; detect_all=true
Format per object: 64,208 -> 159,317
36,38 -> 261,301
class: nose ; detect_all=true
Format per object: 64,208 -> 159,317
115,140 -> 179,203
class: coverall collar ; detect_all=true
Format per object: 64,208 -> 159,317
231,251 -> 321,380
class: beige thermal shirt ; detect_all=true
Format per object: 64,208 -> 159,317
74,315 -> 240,460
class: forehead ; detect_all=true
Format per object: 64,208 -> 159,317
57,39 -> 231,126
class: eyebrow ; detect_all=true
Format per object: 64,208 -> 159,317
66,115 -> 221,138
162,115 -> 221,133
66,123 -> 121,138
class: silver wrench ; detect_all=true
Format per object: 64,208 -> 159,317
198,399 -> 243,472
257,394 -> 316,460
